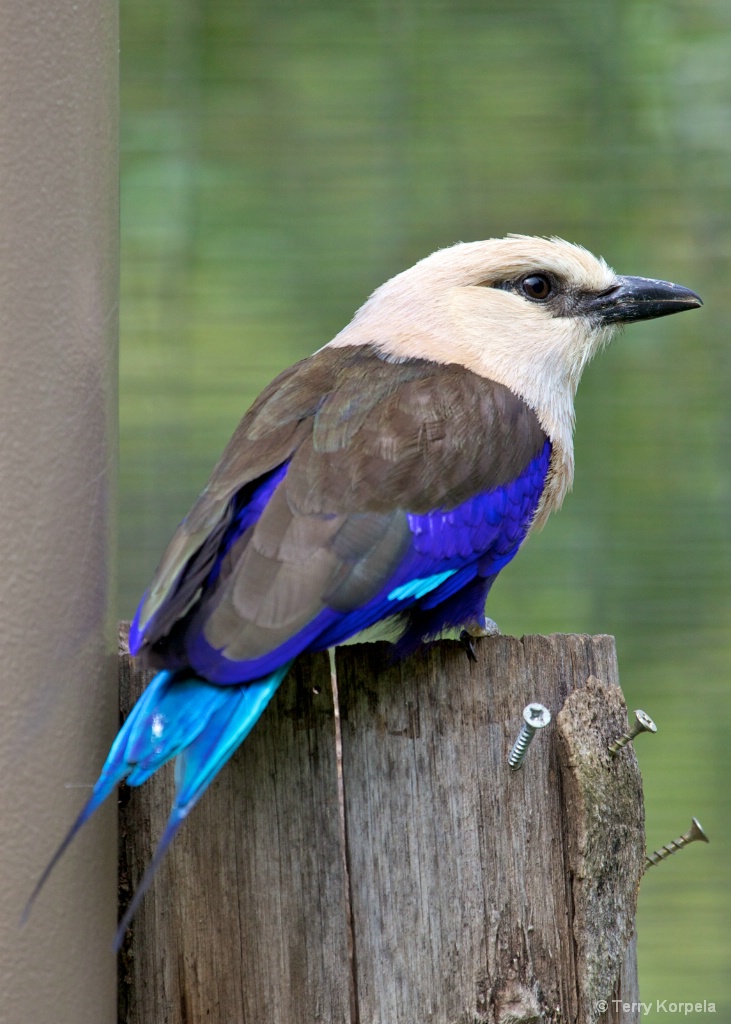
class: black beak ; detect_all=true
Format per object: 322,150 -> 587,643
587,275 -> 703,324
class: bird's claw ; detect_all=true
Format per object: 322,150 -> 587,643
459,618 -> 501,662
459,630 -> 479,662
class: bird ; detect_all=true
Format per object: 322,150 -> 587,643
24,235 -> 702,947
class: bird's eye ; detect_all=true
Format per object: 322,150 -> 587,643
521,274 -> 553,301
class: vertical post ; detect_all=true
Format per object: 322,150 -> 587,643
336,635 -> 643,1023
0,3 -> 118,1024
120,633 -> 644,1024
118,634 -> 353,1024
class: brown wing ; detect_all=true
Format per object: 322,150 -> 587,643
133,344 -> 547,669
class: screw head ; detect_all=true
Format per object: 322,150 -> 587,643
686,817 -> 710,845
522,703 -> 551,729
632,709 -> 657,735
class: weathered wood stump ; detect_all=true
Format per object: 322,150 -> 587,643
118,629 -> 644,1024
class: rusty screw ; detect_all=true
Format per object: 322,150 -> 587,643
508,703 -> 551,771
645,817 -> 709,869
608,709 -> 657,757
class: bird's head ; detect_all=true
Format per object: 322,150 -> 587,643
331,234 -> 701,519
333,234 -> 701,440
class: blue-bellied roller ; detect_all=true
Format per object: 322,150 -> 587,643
25,236 -> 702,947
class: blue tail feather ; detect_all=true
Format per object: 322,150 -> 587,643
113,664 -> 289,949
21,673 -> 181,926
20,758 -> 129,927
174,667 -> 288,811
24,665 -> 291,943
124,672 -> 233,784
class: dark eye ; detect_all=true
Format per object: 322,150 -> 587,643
521,274 -> 552,301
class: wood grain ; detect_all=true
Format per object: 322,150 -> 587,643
335,634 -> 643,1024
118,629 -> 351,1024
119,630 -> 643,1024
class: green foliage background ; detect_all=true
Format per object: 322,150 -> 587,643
120,1 -> 731,1015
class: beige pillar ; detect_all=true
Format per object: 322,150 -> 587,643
0,2 -> 118,1022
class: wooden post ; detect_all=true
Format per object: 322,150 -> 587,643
119,630 -> 644,1024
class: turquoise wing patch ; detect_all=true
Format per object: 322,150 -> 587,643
387,570 -> 457,602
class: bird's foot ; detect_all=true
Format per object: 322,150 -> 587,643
458,618 -> 501,661
459,631 -> 479,662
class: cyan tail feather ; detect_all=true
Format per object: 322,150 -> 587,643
23,664 -> 292,946
174,667 -> 289,811
21,672 -> 181,926
114,663 -> 290,949
124,672 -> 233,785
20,758 -> 129,927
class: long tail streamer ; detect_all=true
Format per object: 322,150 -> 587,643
22,664 -> 291,949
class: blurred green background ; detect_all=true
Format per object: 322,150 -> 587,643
119,0 -> 730,1016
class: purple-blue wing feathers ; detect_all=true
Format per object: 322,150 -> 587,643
178,439 -> 551,678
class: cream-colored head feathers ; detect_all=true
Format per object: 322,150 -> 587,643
328,235 -> 622,525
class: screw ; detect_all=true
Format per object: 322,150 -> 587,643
508,703 -> 551,771
608,709 -> 657,757
645,817 -> 709,869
